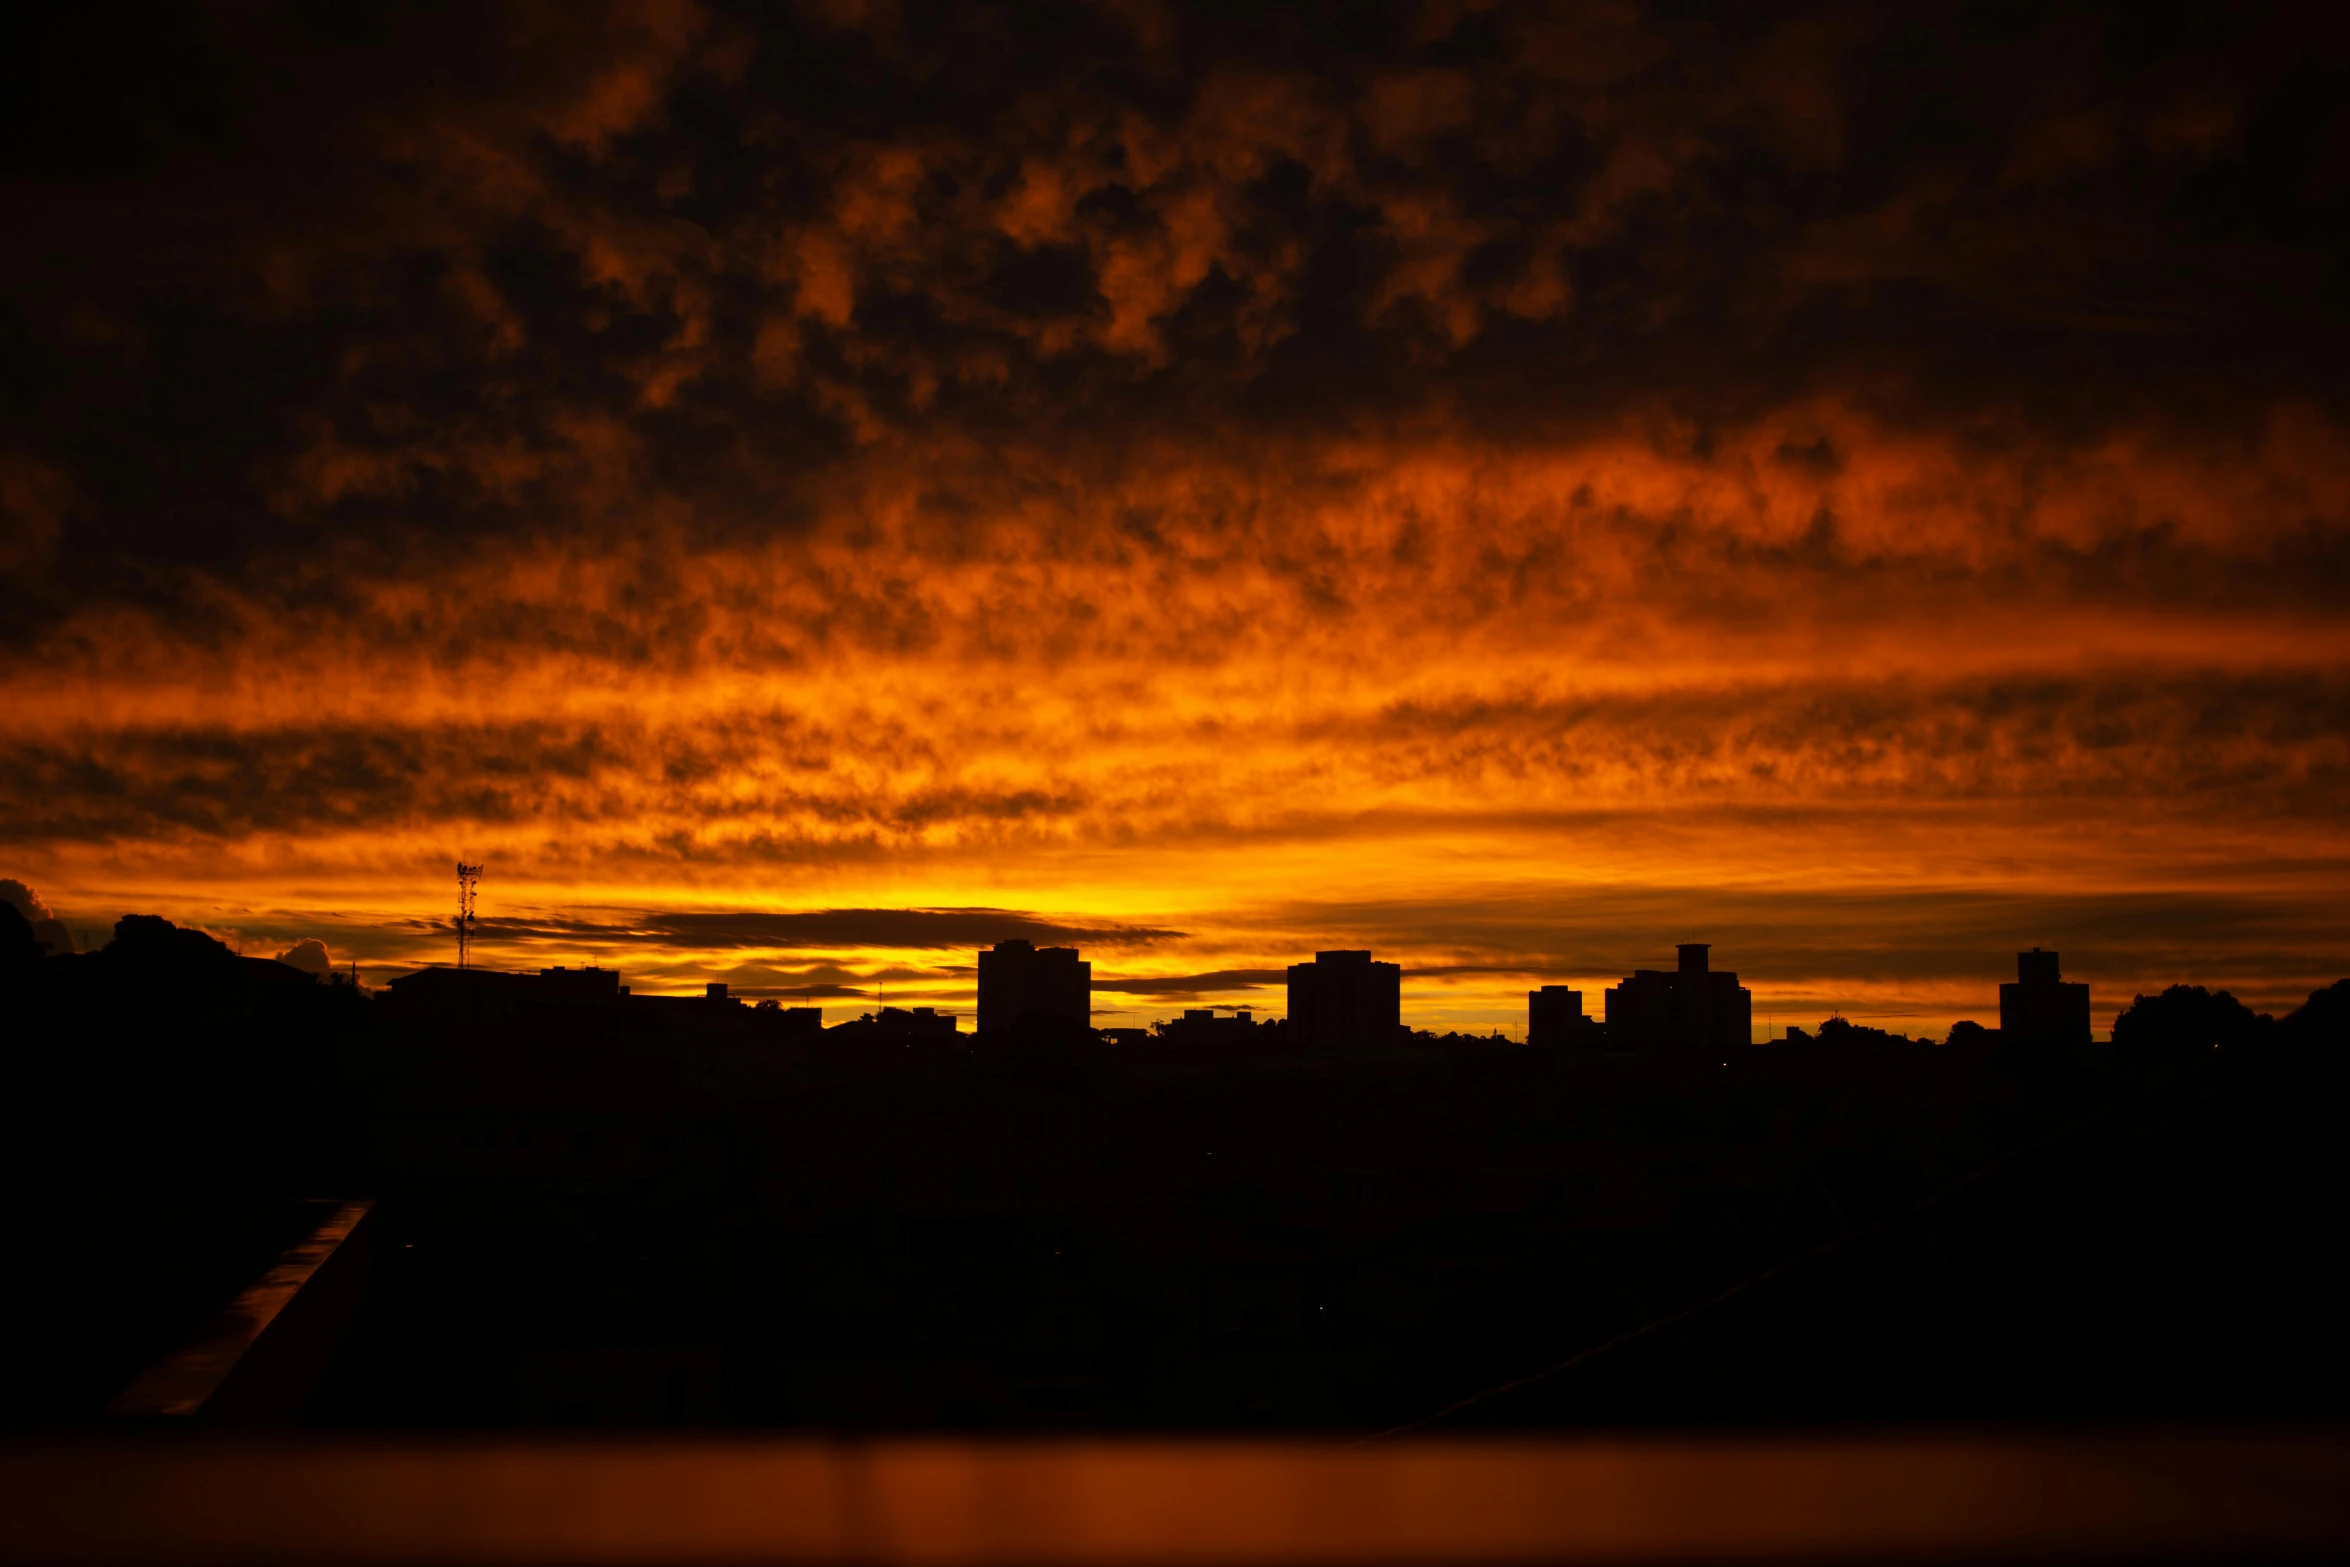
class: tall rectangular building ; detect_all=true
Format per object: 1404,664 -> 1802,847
976,939 -> 1091,1033
1603,943 -> 1751,1061
1528,985 -> 1590,1049
2000,947 -> 2090,1046
1286,949 -> 1402,1054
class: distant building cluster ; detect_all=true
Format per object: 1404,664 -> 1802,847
1156,1009 -> 1259,1046
383,963 -> 823,1037
381,926 -> 2099,1064
1527,944 -> 1755,1059
1601,944 -> 1753,1062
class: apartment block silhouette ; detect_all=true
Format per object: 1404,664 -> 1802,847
976,939 -> 1091,1033
1286,950 -> 1402,1054
2000,947 -> 2091,1046
1604,944 -> 1752,1061
1528,984 -> 1592,1049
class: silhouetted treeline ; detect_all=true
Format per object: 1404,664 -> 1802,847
2111,983 -> 2272,1063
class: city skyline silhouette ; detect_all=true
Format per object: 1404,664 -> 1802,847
7,870 -> 2340,1042
7,886 -> 2343,1434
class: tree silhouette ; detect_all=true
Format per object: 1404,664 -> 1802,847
2111,985 -> 2267,1064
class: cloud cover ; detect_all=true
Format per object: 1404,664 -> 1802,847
2,0 -> 2347,1028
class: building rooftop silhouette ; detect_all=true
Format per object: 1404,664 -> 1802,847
1158,1008 -> 1261,1047
1286,949 -> 1402,1055
2001,947 -> 2091,1047
1527,984 -> 1592,1049
976,939 -> 1091,1034
1604,943 -> 1752,1061
377,962 -> 820,1034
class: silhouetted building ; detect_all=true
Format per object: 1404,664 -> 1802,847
1158,1008 -> 1260,1047
540,964 -> 623,1001
1604,944 -> 1752,1062
1287,951 -> 1402,1054
385,964 -> 832,1041
379,965 -> 543,1017
1528,985 -> 1595,1049
866,1005 -> 958,1042
2000,948 -> 2091,1047
977,939 -> 1091,1032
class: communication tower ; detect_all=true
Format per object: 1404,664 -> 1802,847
456,862 -> 483,970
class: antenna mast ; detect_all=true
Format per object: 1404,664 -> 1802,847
456,862 -> 483,970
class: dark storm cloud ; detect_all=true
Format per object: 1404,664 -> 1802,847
473,907 -> 1182,950
276,936 -> 332,974
725,982 -> 872,1001
3,0 -> 2347,641
1091,968 -> 1287,997
0,712 -> 1081,846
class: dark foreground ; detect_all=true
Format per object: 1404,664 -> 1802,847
5,910 -> 2349,1436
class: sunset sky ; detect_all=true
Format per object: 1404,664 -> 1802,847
4,2 -> 2347,1035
